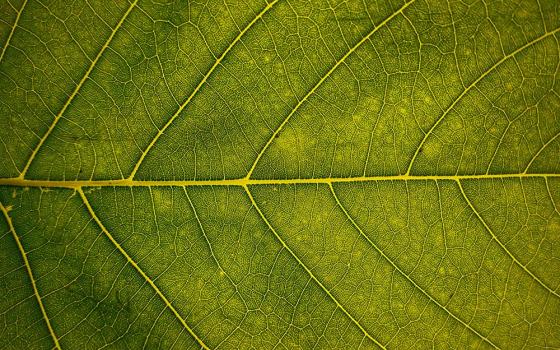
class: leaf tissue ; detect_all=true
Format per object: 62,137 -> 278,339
0,0 -> 559,349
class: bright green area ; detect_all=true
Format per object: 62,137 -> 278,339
0,0 -> 559,349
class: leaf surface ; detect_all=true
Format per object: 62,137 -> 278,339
0,0 -> 559,349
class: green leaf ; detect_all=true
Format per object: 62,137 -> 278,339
0,0 -> 559,348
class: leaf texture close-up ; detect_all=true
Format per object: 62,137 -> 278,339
0,0 -> 559,349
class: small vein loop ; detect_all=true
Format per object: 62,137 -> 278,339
328,183 -> 501,350
0,201 -> 61,350
19,0 -> 139,179
456,179 -> 560,298
127,0 -> 280,180
245,0 -> 416,180
77,189 -> 211,350
405,26 -> 560,176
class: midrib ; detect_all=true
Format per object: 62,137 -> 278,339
0,173 -> 557,189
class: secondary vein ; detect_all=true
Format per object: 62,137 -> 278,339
127,0 -> 279,180
244,184 -> 386,349
0,201 -> 61,350
406,25 -> 560,175
0,0 -> 28,63
456,179 -> 560,298
328,183 -> 501,349
77,188 -> 211,350
18,0 -> 138,179
245,0 -> 416,180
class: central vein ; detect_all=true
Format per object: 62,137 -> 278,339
0,173 -> 557,189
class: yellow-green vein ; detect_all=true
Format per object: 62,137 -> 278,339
456,179 -> 560,298
243,184 -> 386,349
0,0 -> 27,63
19,0 -> 138,179
0,202 -> 61,350
524,130 -> 560,173
127,0 -> 279,180
406,25 -> 560,175
328,183 -> 501,350
245,0 -> 416,180
77,188 -> 211,350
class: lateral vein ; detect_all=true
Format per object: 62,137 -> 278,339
524,130 -> 560,173
456,180 -> 560,298
406,25 -> 560,175
243,185 -> 386,349
0,202 -> 61,350
127,0 -> 279,180
77,189 -> 211,350
18,0 -> 138,179
245,0 -> 416,179
0,0 -> 28,63
328,183 -> 501,349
